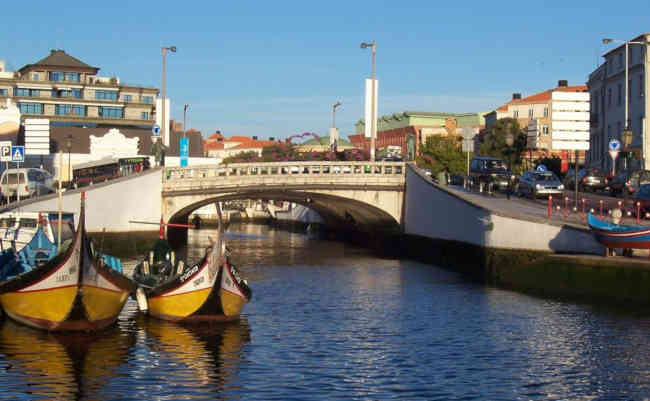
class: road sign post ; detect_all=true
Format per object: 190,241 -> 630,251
609,139 -> 621,176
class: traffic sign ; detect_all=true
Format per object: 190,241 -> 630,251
152,124 -> 161,136
608,139 -> 621,152
536,164 -> 548,172
11,145 -> 24,162
0,141 -> 11,162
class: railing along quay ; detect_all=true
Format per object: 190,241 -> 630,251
163,162 -> 406,192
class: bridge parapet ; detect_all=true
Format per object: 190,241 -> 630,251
163,161 -> 405,192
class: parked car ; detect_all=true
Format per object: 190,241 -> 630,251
0,168 -> 55,200
608,169 -> 650,198
469,156 -> 512,191
563,167 -> 609,192
517,170 -> 564,198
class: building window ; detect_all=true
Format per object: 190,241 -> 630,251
641,74 -> 645,98
141,112 -> 149,120
142,96 -> 153,103
63,72 -> 80,82
55,104 -> 87,117
528,109 -> 534,119
14,88 -> 40,97
618,53 -> 623,68
98,107 -> 123,119
95,90 -> 118,101
32,73 -> 39,81
52,89 -> 82,98
0,89 -> 7,96
617,84 -> 622,106
123,95 -> 131,102
55,104 -> 71,115
18,103 -> 43,114
543,107 -> 549,117
607,124 -> 612,140
617,121 -> 621,137
542,125 -> 549,135
49,72 -> 63,81
608,88 -> 612,108
513,110 -> 519,118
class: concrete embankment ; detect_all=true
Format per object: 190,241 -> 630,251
398,165 -> 650,306
393,233 -> 650,306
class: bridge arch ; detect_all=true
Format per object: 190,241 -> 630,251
162,161 -> 406,234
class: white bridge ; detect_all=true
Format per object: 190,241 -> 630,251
163,161 -> 406,232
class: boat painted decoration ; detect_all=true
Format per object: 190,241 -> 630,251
0,211 -> 74,253
587,212 -> 650,249
0,192 -> 136,331
133,203 -> 251,322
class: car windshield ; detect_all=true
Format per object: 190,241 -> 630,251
484,160 -> 505,170
533,172 -> 557,181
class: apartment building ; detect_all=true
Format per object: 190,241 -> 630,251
587,33 -> 650,172
0,50 -> 158,130
485,81 -> 589,165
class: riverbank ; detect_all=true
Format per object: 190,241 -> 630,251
394,233 -> 650,307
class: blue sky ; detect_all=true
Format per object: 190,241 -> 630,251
2,1 -> 649,141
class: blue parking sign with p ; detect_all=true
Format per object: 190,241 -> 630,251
11,146 -> 24,162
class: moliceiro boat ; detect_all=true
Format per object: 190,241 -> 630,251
132,203 -> 251,322
587,212 -> 650,256
0,192 -> 136,331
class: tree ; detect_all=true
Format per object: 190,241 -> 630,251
478,118 -> 527,173
417,135 -> 470,176
222,151 -> 260,164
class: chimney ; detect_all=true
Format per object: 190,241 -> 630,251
558,80 -> 568,87
512,93 -> 521,100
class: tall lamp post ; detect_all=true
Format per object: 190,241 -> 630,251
505,127 -> 514,200
183,104 -> 189,139
361,41 -> 377,161
66,135 -> 72,188
332,100 -> 342,130
161,45 -> 177,147
603,37 -> 647,168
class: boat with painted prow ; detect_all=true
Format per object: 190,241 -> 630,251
587,212 -> 650,255
0,192 -> 136,331
132,203 -> 251,322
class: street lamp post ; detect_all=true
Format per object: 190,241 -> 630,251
183,104 -> 189,139
332,101 -> 342,130
603,37 -> 647,168
505,127 -> 514,200
161,45 -> 177,147
66,134 -> 72,188
361,41 -> 377,161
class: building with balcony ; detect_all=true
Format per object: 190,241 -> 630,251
587,33 -> 650,172
0,50 -> 158,130
485,81 -> 589,168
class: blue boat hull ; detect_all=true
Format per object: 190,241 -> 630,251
587,213 -> 650,248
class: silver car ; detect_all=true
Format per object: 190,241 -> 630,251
518,170 -> 564,198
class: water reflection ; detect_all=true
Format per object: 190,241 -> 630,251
0,318 -> 134,400
128,316 -> 251,400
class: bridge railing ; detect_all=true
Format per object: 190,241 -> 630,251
163,161 -> 405,189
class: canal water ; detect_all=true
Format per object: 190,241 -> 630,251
0,223 -> 649,400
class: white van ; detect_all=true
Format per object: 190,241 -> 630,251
0,168 -> 55,200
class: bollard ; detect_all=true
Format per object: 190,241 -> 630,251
599,200 -> 604,218
582,198 -> 586,220
548,195 -> 552,219
637,202 -> 641,225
